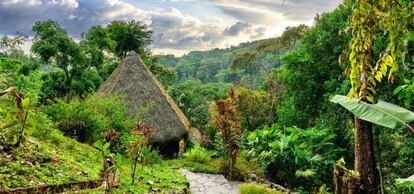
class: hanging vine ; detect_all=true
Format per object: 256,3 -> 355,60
348,0 -> 413,101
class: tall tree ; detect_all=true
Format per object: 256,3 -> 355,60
31,20 -> 86,99
0,34 -> 27,56
81,25 -> 115,69
344,0 -> 413,193
106,20 -> 152,58
277,5 -> 351,128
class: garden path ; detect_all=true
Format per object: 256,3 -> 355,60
178,169 -> 241,194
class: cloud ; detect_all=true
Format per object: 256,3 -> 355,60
209,0 -> 342,23
216,4 -> 280,25
149,8 -> 227,50
0,0 -> 342,55
0,0 -> 229,52
223,22 -> 266,39
251,27 -> 266,39
223,22 -> 252,36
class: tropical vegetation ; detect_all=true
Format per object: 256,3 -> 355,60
0,0 -> 413,193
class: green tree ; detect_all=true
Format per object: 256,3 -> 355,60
234,87 -> 273,131
0,34 -> 27,57
106,20 -> 152,58
31,20 -> 86,99
342,0 -> 413,192
277,4 -> 351,128
168,80 -> 231,132
81,25 -> 115,69
148,63 -> 177,88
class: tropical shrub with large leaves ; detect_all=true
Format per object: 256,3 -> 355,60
246,125 -> 342,191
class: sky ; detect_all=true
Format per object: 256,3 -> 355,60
0,0 -> 343,56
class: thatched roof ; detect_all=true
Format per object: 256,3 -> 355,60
98,51 -> 190,145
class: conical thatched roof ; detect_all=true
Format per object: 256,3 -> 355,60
98,51 -> 189,146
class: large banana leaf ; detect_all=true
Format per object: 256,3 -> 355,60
330,95 -> 414,130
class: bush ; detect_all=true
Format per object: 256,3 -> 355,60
44,95 -> 134,145
141,147 -> 163,165
246,125 -> 342,191
183,144 -> 215,163
239,183 -> 284,194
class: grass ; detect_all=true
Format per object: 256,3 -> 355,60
81,160 -> 189,194
166,158 -> 223,174
0,129 -> 102,190
0,129 -> 190,193
239,183 -> 286,194
166,155 -> 264,181
183,144 -> 215,163
114,162 -> 189,193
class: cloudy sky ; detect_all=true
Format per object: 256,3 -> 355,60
0,0 -> 342,56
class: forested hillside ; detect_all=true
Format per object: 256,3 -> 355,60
157,38 -> 281,88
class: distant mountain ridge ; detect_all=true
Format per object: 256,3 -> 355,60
157,38 -> 281,88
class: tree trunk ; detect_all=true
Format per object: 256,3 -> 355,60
354,117 -> 377,193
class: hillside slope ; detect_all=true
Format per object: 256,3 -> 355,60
157,38 -> 282,88
0,129 -> 101,190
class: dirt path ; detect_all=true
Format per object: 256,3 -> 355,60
178,169 -> 241,194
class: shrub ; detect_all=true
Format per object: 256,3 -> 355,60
211,88 -> 241,177
44,95 -> 134,144
246,125 -> 342,191
183,144 -> 215,163
239,183 -> 284,194
128,121 -> 156,185
141,147 -> 162,165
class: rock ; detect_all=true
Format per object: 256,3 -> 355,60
248,173 -> 257,181
151,187 -> 160,192
177,168 -> 240,194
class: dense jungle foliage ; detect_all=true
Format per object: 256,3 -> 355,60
0,0 -> 413,193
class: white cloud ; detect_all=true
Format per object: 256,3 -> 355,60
0,0 -> 342,55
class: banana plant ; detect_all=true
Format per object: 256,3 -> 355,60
330,95 -> 414,132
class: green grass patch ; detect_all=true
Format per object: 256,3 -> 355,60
114,162 -> 189,193
0,130 -> 101,190
166,158 -> 223,174
240,183 -> 285,194
84,160 -> 189,194
166,156 -> 264,180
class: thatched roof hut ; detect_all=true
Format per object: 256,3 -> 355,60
98,51 -> 190,157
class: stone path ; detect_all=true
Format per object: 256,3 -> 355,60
178,169 -> 241,194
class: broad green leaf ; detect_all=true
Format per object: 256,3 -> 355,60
393,85 -> 405,95
103,142 -> 111,150
330,95 -> 414,130
295,169 -> 316,178
396,174 -> 414,184
310,154 -> 323,162
93,140 -> 103,149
